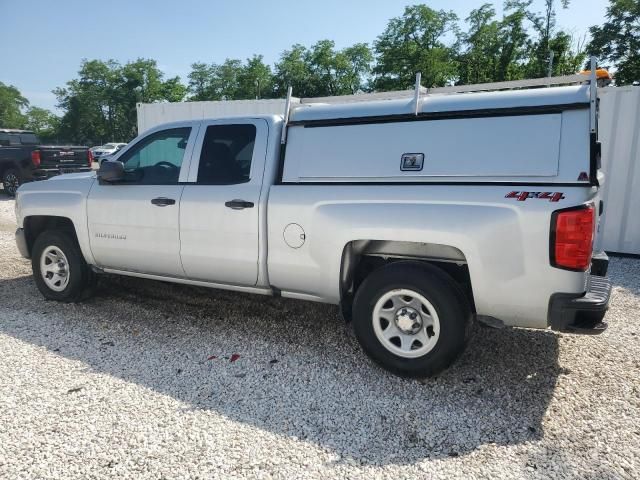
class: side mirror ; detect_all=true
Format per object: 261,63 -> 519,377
97,160 -> 124,183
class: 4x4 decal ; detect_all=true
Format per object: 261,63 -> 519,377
505,191 -> 565,202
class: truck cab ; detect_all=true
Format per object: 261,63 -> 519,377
0,128 -> 92,196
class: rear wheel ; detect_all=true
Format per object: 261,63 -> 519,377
32,230 -> 94,302
352,261 -> 472,377
2,168 -> 22,197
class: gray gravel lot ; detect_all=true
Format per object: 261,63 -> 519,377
0,195 -> 638,479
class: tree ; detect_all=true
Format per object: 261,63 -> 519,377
342,43 -> 375,93
24,107 -> 60,141
0,82 -> 29,128
188,57 -> 274,101
274,44 -> 314,96
305,40 -> 372,96
55,58 -> 187,144
458,4 -> 502,84
188,62 -> 217,101
273,41 -> 372,97
237,55 -> 275,99
373,5 -> 459,90
519,0 -> 585,77
495,3 -> 531,80
588,0 -> 640,85
161,77 -> 189,103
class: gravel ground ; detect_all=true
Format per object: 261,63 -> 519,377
0,197 -> 638,479
0,196 -> 16,232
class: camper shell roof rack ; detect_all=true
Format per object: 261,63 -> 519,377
281,56 -> 600,137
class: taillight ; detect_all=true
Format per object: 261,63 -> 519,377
31,150 -> 41,168
550,205 -> 595,271
88,149 -> 94,167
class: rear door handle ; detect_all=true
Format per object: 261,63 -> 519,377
151,197 -> 176,206
225,199 -> 254,210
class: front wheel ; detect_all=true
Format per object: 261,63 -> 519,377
2,168 -> 22,197
32,230 -> 94,302
352,261 -> 473,378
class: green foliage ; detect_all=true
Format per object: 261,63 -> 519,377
237,55 -> 276,99
0,82 -> 29,128
588,0 -> 640,85
188,56 -> 275,100
24,107 -> 60,142
273,44 -> 313,96
521,0 -> 585,78
54,58 -> 188,145
373,5 -> 460,90
273,41 -> 372,97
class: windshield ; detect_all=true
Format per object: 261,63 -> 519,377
103,143 -> 117,149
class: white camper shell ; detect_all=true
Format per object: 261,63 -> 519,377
284,85 -> 592,184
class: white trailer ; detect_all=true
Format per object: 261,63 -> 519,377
136,99 -> 291,135
597,86 -> 640,255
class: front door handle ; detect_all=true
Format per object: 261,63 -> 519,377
225,199 -> 254,210
151,197 -> 176,206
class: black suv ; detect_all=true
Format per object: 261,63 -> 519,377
0,129 -> 92,196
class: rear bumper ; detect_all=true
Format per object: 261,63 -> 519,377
548,273 -> 611,335
15,228 -> 30,259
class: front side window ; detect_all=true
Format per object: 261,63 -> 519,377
119,127 -> 191,185
197,124 -> 256,185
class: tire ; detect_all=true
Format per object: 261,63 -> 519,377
352,261 -> 473,378
2,168 -> 22,197
32,229 -> 95,302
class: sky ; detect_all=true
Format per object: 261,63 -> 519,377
1,0 -> 608,113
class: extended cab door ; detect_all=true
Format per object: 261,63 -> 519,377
87,125 -> 197,276
179,119 -> 268,286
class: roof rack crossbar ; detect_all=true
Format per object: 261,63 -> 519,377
295,72 -> 590,107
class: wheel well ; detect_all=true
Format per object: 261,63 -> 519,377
23,216 -> 78,257
0,161 -> 19,178
340,240 -> 476,318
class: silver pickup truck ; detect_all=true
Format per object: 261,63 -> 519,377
13,72 -> 611,377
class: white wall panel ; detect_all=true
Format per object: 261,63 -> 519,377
136,99 -> 287,134
598,86 -> 640,255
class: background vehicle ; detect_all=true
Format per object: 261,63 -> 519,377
13,70 -> 610,377
92,143 -> 127,163
0,128 -> 92,196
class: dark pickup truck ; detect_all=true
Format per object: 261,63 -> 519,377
0,129 -> 92,196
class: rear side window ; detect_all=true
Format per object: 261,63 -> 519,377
197,124 -> 256,185
4,133 -> 38,145
19,133 -> 38,144
118,127 -> 191,185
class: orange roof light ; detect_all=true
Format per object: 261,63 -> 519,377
580,68 -> 612,80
